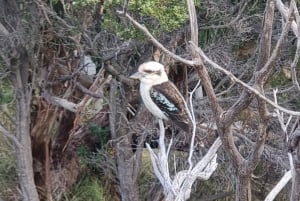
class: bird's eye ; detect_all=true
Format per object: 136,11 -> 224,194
144,70 -> 154,74
144,70 -> 161,76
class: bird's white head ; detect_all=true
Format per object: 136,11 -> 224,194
130,61 -> 168,85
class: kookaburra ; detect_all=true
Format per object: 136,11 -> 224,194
130,61 -> 192,132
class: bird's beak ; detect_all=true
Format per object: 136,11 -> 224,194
130,72 -> 144,79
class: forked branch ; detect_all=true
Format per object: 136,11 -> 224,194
119,7 -> 300,117
145,79 -> 220,200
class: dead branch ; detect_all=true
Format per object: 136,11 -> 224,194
199,0 -> 251,30
146,120 -> 220,201
275,0 -> 298,37
187,80 -> 201,169
290,0 -> 300,91
191,43 -> 300,116
271,88 -> 294,200
264,170 -> 292,201
105,64 -> 135,86
0,22 -> 9,35
75,82 -> 104,98
249,0 -> 276,170
0,123 -> 22,149
34,0 -> 75,29
42,91 -> 78,112
116,10 -> 196,66
119,2 -> 300,117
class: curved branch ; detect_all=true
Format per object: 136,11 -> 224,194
290,0 -> 300,91
191,42 -> 300,117
116,10 -> 196,66
0,124 -> 23,149
105,64 -> 136,86
275,0 -> 298,37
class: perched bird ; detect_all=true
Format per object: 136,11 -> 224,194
130,61 -> 192,132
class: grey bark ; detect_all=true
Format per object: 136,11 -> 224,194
10,47 -> 40,201
109,79 -> 140,201
289,127 -> 300,201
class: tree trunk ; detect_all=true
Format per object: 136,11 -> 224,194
110,80 -> 140,201
116,135 -> 140,201
290,129 -> 300,201
13,54 -> 39,201
236,175 -> 251,201
291,168 -> 300,201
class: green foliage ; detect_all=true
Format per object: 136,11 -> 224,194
62,176 -> 104,201
103,0 -> 191,39
0,137 -> 17,198
88,123 -> 109,149
268,69 -> 291,88
136,0 -> 188,32
199,27 -> 230,47
77,145 -> 90,159
72,0 -> 100,8
77,124 -> 109,158
0,79 -> 14,105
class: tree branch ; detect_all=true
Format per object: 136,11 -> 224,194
290,0 -> 300,91
187,0 -> 198,57
249,0 -> 276,170
190,42 -> 300,116
0,22 -> 9,36
255,0 -> 274,72
264,170 -> 292,201
199,0 -> 251,30
116,10 -> 196,66
105,64 -> 136,86
42,91 -> 78,112
0,123 -> 22,149
75,82 -> 104,98
255,1 -> 292,84
275,0 -> 298,37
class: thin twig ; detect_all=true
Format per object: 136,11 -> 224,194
116,10 -> 196,66
0,22 -> 9,36
191,42 -> 300,116
75,82 -> 104,98
0,124 -> 22,149
264,170 -> 292,201
275,0 -> 298,37
105,64 -> 136,86
199,0 -> 251,30
187,80 -> 201,171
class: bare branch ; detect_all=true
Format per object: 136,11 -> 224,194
0,22 -> 9,36
290,0 -> 300,91
187,0 -> 198,57
75,82 -> 104,98
199,0 -> 251,30
122,0 -> 129,14
0,123 -> 22,149
105,64 -> 136,86
249,0 -> 276,169
255,0 -> 292,83
42,91 -> 78,112
34,0 -> 75,29
275,0 -> 298,37
188,80 -> 201,170
255,0 -> 274,71
273,88 -> 295,201
116,10 -> 196,66
191,42 -> 300,116
264,171 -> 292,201
146,120 -> 173,196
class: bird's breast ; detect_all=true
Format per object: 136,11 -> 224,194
140,83 -> 168,119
